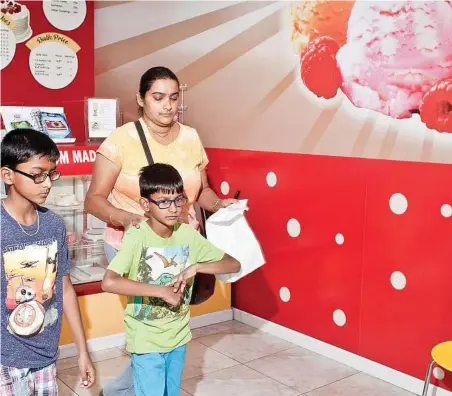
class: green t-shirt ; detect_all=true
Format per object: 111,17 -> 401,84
107,221 -> 224,353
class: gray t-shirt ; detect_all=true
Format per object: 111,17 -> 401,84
1,204 -> 71,369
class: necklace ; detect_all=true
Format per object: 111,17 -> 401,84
143,119 -> 175,145
2,201 -> 40,236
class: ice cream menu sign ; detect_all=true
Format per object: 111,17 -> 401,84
43,0 -> 86,31
26,32 -> 79,89
0,13 -> 15,70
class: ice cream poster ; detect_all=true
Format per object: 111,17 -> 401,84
94,1 -> 452,164
286,0 -> 452,162
292,1 -> 451,130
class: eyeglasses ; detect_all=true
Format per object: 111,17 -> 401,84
149,195 -> 188,209
10,168 -> 61,184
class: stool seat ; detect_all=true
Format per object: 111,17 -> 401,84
432,341 -> 452,372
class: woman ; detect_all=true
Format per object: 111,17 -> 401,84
85,66 -> 236,396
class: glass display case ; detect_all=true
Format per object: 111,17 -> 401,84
53,143 -> 104,295
47,174 -> 107,288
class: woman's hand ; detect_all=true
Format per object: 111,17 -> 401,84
213,198 -> 239,211
220,199 -> 239,208
123,213 -> 147,230
112,210 -> 146,230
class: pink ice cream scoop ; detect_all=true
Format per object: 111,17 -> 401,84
336,1 -> 452,119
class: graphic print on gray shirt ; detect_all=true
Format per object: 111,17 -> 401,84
1,204 -> 71,369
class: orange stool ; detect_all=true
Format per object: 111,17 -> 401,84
422,341 -> 452,396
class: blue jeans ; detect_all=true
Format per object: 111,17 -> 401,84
103,243 -> 135,396
132,346 -> 186,396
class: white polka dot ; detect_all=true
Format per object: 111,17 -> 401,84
433,367 -> 445,381
389,193 -> 408,215
280,287 -> 291,302
390,271 -> 407,290
335,233 -> 344,245
220,181 -> 230,195
266,172 -> 277,187
287,219 -> 301,237
440,204 -> 452,218
333,309 -> 346,327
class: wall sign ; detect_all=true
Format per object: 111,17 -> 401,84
86,98 -> 119,139
56,144 -> 99,176
26,32 -> 79,89
43,0 -> 86,31
0,14 -> 15,70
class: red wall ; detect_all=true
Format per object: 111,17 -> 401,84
206,148 -> 452,391
1,1 -> 94,141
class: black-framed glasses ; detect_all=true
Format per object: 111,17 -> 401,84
149,195 -> 188,209
10,168 -> 61,184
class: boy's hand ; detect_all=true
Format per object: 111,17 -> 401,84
78,352 -> 96,389
159,286 -> 183,307
167,264 -> 198,293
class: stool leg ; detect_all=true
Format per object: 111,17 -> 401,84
421,360 -> 435,396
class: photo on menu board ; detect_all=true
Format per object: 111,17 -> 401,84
0,0 -> 32,43
0,106 -> 76,143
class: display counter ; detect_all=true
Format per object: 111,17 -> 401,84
53,143 -> 106,296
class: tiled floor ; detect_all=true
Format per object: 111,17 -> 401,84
57,320 -> 415,396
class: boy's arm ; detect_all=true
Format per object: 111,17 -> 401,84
63,277 -> 96,388
195,253 -> 240,275
101,230 -> 183,307
102,269 -> 164,297
168,253 -> 240,289
102,270 -> 183,308
59,224 -> 95,389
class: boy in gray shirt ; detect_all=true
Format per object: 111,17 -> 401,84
1,129 -> 96,394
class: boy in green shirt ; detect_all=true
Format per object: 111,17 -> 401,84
102,163 -> 240,396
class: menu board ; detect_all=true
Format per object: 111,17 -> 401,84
0,14 -> 16,70
43,0 -> 86,31
26,32 -> 80,90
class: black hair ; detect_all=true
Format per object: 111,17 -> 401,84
1,128 -> 60,168
139,163 -> 184,198
138,66 -> 180,115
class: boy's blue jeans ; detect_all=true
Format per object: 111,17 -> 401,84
131,345 -> 187,396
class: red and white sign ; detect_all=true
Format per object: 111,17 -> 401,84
56,144 -> 99,175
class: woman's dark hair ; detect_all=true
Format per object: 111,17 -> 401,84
138,66 -> 180,115
1,128 -> 60,168
139,163 -> 184,198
